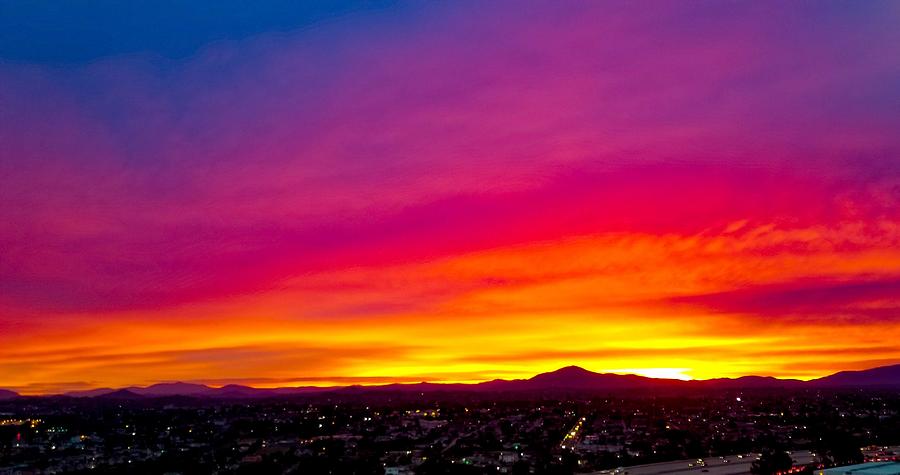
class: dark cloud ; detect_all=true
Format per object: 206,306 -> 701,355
669,277 -> 900,321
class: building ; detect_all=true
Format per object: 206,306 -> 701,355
821,462 -> 900,475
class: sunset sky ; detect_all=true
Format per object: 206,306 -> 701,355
2,1 -> 899,395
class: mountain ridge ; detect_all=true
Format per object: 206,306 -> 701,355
3,363 -> 899,399
0,389 -> 18,400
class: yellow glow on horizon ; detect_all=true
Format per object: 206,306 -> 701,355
3,226 -> 900,394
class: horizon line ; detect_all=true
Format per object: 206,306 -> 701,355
8,363 -> 897,396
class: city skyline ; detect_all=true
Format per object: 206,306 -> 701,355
3,1 -> 900,394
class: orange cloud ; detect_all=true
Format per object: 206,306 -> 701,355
3,220 -> 898,394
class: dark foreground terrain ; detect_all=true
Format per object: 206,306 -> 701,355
1,388 -> 898,474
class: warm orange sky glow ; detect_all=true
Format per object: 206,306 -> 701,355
4,225 -> 900,394
2,1 -> 899,394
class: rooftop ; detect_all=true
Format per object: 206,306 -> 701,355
823,462 -> 900,475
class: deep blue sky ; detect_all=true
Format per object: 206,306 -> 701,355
0,0 -> 394,63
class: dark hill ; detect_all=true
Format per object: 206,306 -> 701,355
65,388 -> 116,398
0,389 -> 19,400
810,364 -> 900,387
698,376 -> 804,389
34,362 -> 900,399
129,382 -> 214,397
96,389 -> 144,400
523,365 -> 683,390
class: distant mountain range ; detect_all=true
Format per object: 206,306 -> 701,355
812,364 -> 900,387
0,389 -> 18,400
2,363 -> 899,400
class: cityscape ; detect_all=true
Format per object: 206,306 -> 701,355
1,366 -> 899,474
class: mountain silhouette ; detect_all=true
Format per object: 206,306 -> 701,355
524,365 -> 676,389
6,363 -> 899,399
696,375 -> 804,389
126,382 -> 215,397
65,388 -> 117,398
811,364 -> 900,387
0,389 -> 18,400
96,389 -> 145,400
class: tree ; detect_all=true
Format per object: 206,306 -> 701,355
816,431 -> 863,467
751,450 -> 794,475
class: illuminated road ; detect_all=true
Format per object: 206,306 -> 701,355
561,416 -> 586,449
590,447 -> 900,475
590,451 -> 817,475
